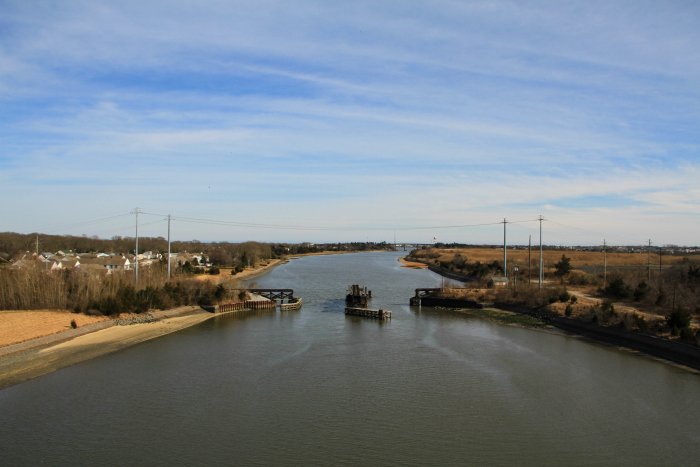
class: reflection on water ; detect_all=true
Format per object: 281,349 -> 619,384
1,250 -> 699,466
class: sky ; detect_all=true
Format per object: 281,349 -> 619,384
1,1 -> 699,246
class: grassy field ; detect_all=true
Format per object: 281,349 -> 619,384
409,247 -> 687,268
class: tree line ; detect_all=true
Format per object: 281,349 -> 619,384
0,232 -> 394,264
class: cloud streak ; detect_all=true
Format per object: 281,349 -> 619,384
1,1 -> 699,244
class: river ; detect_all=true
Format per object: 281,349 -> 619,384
1,250 -> 699,466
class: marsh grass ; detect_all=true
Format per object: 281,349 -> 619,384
456,308 -> 547,327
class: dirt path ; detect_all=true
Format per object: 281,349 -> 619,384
569,290 -> 639,313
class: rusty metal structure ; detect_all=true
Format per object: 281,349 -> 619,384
346,284 -> 371,307
409,288 -> 442,305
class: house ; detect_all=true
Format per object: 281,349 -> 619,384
107,257 -> 131,270
62,259 -> 80,269
78,256 -> 131,272
488,277 -> 509,288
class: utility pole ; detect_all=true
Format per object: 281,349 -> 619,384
167,214 -> 171,278
659,246 -> 662,272
603,239 -> 607,291
36,236 -> 39,256
133,207 -> 142,285
503,218 -> 507,278
528,235 -> 531,285
648,239 -> 651,282
538,215 -> 544,290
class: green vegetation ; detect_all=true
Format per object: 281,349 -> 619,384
565,304 -> 573,317
554,254 -> 572,277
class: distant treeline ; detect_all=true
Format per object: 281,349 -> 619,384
431,242 -> 697,252
0,232 -> 394,266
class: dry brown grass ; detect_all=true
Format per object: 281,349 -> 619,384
398,257 -> 428,268
0,309 -> 118,347
409,247 -> 686,268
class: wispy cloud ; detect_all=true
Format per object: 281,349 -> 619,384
1,1 -> 698,244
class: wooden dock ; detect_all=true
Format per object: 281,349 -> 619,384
217,300 -> 276,313
345,307 -> 391,320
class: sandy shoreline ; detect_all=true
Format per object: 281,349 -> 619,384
0,307 -> 214,390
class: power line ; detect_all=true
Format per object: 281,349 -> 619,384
161,214 -> 540,232
17,209 -> 658,247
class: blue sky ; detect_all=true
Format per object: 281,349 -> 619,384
1,1 -> 698,246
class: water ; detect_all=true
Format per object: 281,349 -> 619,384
1,251 -> 699,466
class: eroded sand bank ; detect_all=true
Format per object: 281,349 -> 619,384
0,309 -> 213,390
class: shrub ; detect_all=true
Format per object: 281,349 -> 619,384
607,277 -> 631,298
680,326 -> 696,342
548,296 -> 558,304
666,309 -> 691,330
559,291 -> 570,302
214,284 -> 226,301
570,295 -> 578,304
565,304 -> 572,317
70,319 -> 77,329
554,254 -> 572,277
487,260 -> 503,274
208,267 -> 220,275
633,313 -> 648,332
633,281 -> 649,302
601,299 -> 615,316
567,271 -> 595,286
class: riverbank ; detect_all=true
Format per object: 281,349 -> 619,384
420,295 -> 700,372
453,307 -> 548,328
0,258 -> 289,389
0,307 -> 213,390
398,256 -> 428,268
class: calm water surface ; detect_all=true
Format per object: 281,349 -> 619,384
1,251 -> 699,466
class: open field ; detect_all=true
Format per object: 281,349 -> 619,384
0,309 -> 115,348
409,247 -> 688,268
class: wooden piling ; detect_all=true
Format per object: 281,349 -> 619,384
344,307 -> 391,320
